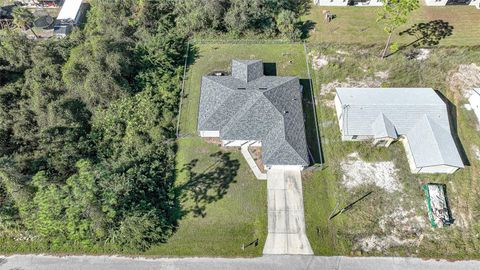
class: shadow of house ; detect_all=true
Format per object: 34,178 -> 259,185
263,62 -> 277,76
176,151 -> 240,218
300,78 -> 324,164
435,90 -> 470,166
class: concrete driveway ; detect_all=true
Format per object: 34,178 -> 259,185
263,168 -> 313,255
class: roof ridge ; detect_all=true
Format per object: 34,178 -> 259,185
419,115 -> 445,163
221,92 -> 262,136
262,79 -> 307,162
199,77 -> 236,128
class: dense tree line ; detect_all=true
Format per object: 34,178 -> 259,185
0,0 -> 186,251
174,0 -> 311,39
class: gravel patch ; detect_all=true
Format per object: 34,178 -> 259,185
358,206 -> 426,252
447,63 -> 480,101
341,152 -> 401,193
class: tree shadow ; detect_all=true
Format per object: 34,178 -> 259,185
300,79 -> 324,165
175,151 -> 240,218
387,20 -> 453,57
400,20 -> 454,47
298,20 -> 316,40
435,90 -> 470,166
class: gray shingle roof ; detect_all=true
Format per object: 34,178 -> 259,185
336,88 -> 463,168
198,60 -> 309,166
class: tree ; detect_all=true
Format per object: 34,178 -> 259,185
276,10 -> 301,40
377,0 -> 419,58
12,7 -> 38,39
174,0 -> 227,34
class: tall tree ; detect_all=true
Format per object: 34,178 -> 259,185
377,0 -> 419,58
12,7 -> 38,39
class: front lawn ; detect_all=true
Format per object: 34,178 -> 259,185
162,42 -> 317,257
146,137 -> 267,257
303,44 -> 480,259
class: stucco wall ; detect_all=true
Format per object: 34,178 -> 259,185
424,0 -> 478,6
268,165 -> 305,171
199,130 -> 220,137
419,165 -> 459,174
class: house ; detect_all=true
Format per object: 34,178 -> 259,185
313,0 -> 383,6
19,0 -> 60,7
468,88 -> 480,124
335,88 -> 464,174
197,60 -> 310,171
314,0 -> 479,7
424,0 -> 479,8
54,0 -> 85,37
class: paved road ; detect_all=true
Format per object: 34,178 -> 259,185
2,255 -> 480,270
263,168 -> 313,255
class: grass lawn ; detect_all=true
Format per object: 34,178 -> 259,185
303,44 -> 480,258
162,42 -> 316,256
146,137 -> 267,257
305,6 -> 480,46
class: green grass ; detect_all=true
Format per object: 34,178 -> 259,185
146,137 -> 267,257
305,6 -> 480,46
303,44 -> 480,258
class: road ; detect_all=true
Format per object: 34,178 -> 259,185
1,255 -> 480,270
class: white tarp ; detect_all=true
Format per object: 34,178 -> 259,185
57,0 -> 82,22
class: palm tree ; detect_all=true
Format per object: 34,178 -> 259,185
12,7 -> 38,38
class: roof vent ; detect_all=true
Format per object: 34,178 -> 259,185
284,110 -> 289,114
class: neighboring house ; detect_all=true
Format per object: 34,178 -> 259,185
313,0 -> 383,6
54,0 -> 85,37
335,88 -> 464,174
424,0 -> 479,7
314,0 -> 479,7
468,88 -> 480,124
197,60 -> 310,171
19,0 -> 60,7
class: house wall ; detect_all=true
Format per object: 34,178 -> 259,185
418,165 -> 459,174
222,140 -> 250,147
268,165 -> 305,171
199,130 -> 220,137
341,135 -> 373,141
424,0 -> 478,6
314,0 -> 383,6
334,94 -> 343,131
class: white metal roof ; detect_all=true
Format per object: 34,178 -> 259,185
336,88 -> 463,168
57,0 -> 82,21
